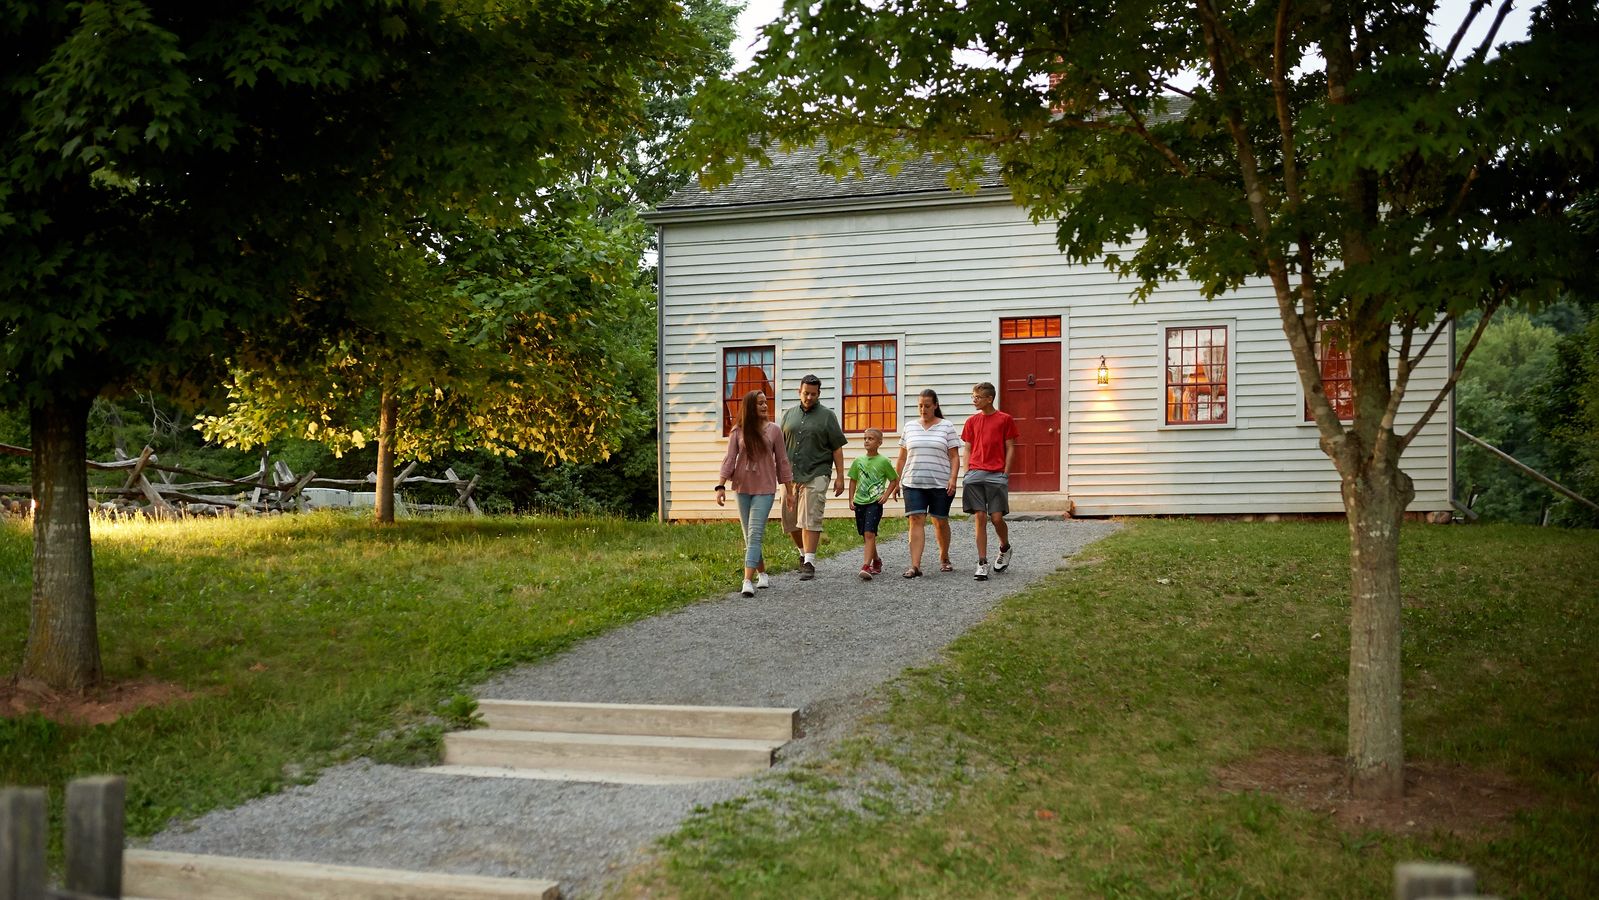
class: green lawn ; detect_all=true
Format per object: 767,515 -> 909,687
0,511 -> 887,838
642,520 -> 1599,899
4,516 -> 1594,897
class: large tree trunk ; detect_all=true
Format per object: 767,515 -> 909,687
374,388 -> 398,524
1342,458 -> 1414,800
21,392 -> 102,691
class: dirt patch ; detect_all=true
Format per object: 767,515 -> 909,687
1216,750 -> 1540,837
1,677 -> 194,727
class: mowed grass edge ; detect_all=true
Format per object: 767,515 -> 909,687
640,520 -> 1599,899
0,511 -> 897,839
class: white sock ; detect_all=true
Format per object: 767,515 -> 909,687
803,553 -> 815,565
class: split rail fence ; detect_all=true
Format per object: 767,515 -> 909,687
0,444 -> 479,518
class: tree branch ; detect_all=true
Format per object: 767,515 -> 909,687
1109,95 -> 1193,176
1440,0 -> 1491,67
1377,321 -> 1417,464
1468,0 -> 1517,66
1398,294 -> 1504,451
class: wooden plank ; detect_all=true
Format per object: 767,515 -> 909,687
65,776 -> 124,898
139,463 -> 274,492
1393,861 -> 1476,899
154,491 -> 244,508
251,451 -> 270,505
442,729 -> 780,778
122,850 -> 559,900
393,461 -> 418,487
278,470 -> 317,504
0,787 -> 47,900
452,475 -> 481,513
477,699 -> 797,741
133,472 -> 175,517
120,446 -> 156,493
1457,427 -> 1599,513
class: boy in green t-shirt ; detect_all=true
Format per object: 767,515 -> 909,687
847,427 -> 900,581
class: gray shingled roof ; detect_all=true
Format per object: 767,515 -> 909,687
654,97 -> 1193,215
654,143 -> 1006,213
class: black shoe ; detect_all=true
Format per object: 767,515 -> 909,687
800,561 -> 816,581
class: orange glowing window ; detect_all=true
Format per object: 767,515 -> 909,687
722,346 -> 775,435
1165,325 -> 1229,425
1307,323 -> 1353,421
842,341 -> 897,432
999,316 -> 1062,340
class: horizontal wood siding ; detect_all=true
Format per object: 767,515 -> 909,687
660,200 -> 1452,520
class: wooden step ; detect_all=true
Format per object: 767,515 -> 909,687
123,849 -> 558,899
442,729 -> 782,779
476,699 -> 797,741
416,764 -> 715,786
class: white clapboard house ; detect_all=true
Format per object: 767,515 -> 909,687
644,147 -> 1453,521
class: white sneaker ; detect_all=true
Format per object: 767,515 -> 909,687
993,546 -> 1012,572
741,579 -> 755,598
756,572 -> 770,590
974,561 -> 990,581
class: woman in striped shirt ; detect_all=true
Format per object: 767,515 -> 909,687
892,389 -> 961,577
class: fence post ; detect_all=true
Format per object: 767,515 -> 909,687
0,787 -> 47,900
65,776 -> 124,898
1395,861 -> 1476,899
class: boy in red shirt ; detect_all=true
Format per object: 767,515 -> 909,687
961,382 -> 1019,581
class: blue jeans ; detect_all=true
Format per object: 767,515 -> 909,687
736,492 -> 776,569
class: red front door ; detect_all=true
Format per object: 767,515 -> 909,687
999,341 -> 1061,492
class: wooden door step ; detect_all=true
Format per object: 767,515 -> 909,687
477,699 -> 797,741
123,849 -> 558,899
440,729 -> 784,779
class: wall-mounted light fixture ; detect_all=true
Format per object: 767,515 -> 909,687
1096,356 -> 1110,386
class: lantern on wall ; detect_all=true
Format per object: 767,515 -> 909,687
1096,356 -> 1110,386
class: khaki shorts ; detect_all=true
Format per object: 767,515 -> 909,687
782,475 -> 831,533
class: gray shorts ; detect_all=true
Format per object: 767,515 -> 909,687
961,474 -> 1009,516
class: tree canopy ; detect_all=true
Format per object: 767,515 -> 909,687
197,189 -> 657,467
2,0 -> 709,689
691,0 -> 1599,798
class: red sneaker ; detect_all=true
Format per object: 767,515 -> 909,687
858,565 -> 874,581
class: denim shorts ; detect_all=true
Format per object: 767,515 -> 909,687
902,485 -> 954,519
853,501 -> 885,535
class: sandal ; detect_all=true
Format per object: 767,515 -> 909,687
939,560 -> 955,573
901,567 -> 923,579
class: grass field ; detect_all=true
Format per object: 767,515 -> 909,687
0,511 -> 887,838
641,520 -> 1599,899
3,515 -> 1594,897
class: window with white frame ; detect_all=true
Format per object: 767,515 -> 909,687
1164,325 -> 1229,425
841,340 -> 898,432
722,346 -> 775,435
1306,323 -> 1354,421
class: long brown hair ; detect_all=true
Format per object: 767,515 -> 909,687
920,388 -> 944,419
739,390 -> 767,455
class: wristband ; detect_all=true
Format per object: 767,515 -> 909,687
714,484 -> 725,491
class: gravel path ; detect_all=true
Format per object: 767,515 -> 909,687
144,517 -> 1119,897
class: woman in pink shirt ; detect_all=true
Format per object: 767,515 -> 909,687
716,391 -> 792,597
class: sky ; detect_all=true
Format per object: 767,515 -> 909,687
729,0 -> 1535,72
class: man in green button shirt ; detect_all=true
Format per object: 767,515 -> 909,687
781,373 -> 848,580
